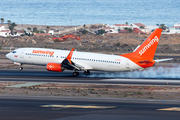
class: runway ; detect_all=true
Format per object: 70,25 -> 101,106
0,70 -> 180,86
1,70 -> 180,119
1,96 -> 180,120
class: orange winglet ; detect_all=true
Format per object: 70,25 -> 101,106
66,48 -> 75,64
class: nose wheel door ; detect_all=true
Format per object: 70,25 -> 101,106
126,60 -> 130,69
20,50 -> 24,58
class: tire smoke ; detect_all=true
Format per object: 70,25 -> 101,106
85,66 -> 180,78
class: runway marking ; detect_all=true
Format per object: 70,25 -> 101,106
157,107 -> 180,111
6,82 -> 47,88
2,77 -> 180,86
102,79 -> 180,83
2,77 -> 180,83
40,104 -> 116,109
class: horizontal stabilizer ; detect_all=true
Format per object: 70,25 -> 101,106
155,58 -> 173,63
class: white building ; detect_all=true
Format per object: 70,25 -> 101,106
16,31 -> 25,36
101,27 -> 118,33
169,23 -> 180,34
43,29 -> 54,35
108,24 -> 132,32
0,25 -> 11,37
48,30 -> 54,35
132,23 -> 150,33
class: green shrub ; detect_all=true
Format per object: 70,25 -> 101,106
116,42 -> 120,46
97,29 -> 106,35
82,29 -> 88,35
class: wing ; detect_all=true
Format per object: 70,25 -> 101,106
61,48 -> 92,71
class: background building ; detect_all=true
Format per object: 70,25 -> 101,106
0,26 -> 11,37
169,23 -> 180,34
108,24 -> 132,32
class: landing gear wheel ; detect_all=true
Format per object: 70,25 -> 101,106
20,67 -> 23,71
73,72 -> 79,77
84,70 -> 90,75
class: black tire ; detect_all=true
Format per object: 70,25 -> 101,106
73,72 -> 79,77
20,67 -> 23,70
84,70 -> 90,75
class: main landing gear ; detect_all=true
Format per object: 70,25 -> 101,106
73,72 -> 79,77
73,70 -> 90,77
84,70 -> 90,75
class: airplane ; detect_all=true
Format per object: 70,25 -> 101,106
6,28 -> 172,77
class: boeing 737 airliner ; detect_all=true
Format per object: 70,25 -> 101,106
6,28 -> 172,76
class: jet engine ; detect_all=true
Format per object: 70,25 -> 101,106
46,63 -> 64,72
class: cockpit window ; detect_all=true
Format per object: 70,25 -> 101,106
12,51 -> 16,53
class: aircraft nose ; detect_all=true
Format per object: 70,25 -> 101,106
6,53 -> 11,59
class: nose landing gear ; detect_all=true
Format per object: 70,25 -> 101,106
20,67 -> 23,70
19,64 -> 23,70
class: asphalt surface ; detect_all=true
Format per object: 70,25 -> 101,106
0,70 -> 180,86
1,96 -> 180,120
0,70 -> 180,120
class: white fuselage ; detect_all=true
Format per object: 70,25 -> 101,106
6,48 -> 142,72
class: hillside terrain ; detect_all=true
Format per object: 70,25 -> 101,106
1,32 -> 180,54
1,24 -> 180,56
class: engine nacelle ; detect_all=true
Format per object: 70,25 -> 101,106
46,63 -> 64,72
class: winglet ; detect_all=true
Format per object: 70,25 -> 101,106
66,48 -> 75,64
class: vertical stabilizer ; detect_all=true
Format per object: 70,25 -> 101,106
121,28 -> 162,68
133,28 -> 162,60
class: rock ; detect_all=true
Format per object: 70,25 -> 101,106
45,41 -> 54,44
32,40 -> 37,44
78,43 -> 82,46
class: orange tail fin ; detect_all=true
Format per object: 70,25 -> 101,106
121,28 -> 162,68
133,28 -> 162,60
